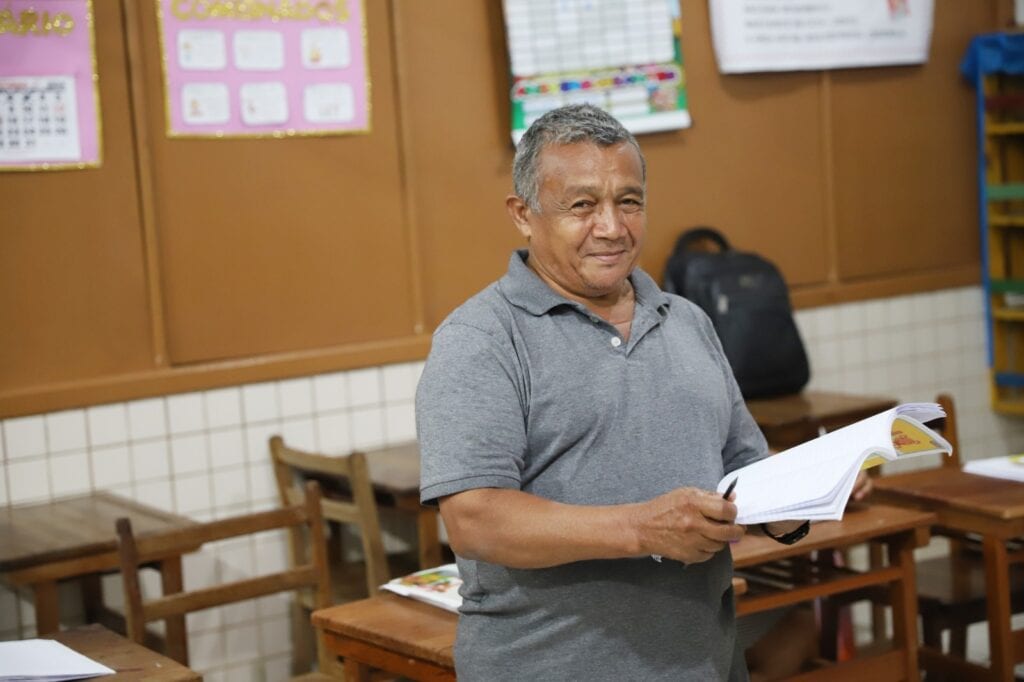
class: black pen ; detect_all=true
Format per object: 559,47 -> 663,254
722,477 -> 738,500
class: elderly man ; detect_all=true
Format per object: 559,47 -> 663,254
416,104 -> 807,680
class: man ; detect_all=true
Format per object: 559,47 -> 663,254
416,104 -> 807,680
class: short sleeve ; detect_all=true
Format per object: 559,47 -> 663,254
416,322 -> 529,505
691,308 -> 768,474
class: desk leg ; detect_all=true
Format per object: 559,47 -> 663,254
417,508 -> 442,569
159,557 -> 189,665
888,534 -> 920,681
983,535 -> 1013,682
32,581 -> 60,635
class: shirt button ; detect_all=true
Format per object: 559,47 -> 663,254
611,337 -> 622,348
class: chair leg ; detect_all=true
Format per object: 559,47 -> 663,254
948,624 -> 968,658
818,598 -> 839,661
921,617 -> 946,682
290,598 -> 315,675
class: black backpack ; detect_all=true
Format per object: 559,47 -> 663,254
663,227 -> 810,399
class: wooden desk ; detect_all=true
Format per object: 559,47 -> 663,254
314,592 -> 455,682
49,623 -> 201,681
732,503 -> 934,681
314,508 -> 930,682
0,492 -> 196,661
746,390 -> 897,450
361,442 -> 442,569
874,467 -> 1024,681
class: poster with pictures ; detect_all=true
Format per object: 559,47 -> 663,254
157,0 -> 369,138
0,0 -> 101,171
709,0 -> 935,73
503,0 -> 691,143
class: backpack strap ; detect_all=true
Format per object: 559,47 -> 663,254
672,226 -> 731,256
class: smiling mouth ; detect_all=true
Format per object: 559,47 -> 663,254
588,251 -> 627,263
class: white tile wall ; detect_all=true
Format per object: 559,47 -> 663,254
4,287 -> 1024,679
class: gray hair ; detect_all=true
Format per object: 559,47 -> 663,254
513,104 -> 646,212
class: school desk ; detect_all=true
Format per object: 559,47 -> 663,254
49,623 -> 201,681
732,502 -> 933,681
0,492 -> 197,661
874,467 -> 1024,681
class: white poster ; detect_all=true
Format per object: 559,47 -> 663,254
709,0 -> 934,74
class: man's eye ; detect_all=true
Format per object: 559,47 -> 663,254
570,201 -> 594,213
621,199 -> 644,211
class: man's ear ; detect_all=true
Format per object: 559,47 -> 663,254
505,195 -> 532,241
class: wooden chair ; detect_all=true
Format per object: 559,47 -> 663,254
116,480 -> 336,681
270,436 -> 418,674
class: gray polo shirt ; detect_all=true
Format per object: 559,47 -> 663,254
417,250 -> 767,681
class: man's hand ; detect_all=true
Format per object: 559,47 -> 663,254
632,487 -> 745,564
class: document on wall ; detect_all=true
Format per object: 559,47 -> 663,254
718,403 -> 952,524
0,638 -> 114,681
708,0 -> 935,74
380,563 -> 463,613
157,0 -> 369,138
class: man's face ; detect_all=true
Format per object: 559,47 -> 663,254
508,141 -> 646,302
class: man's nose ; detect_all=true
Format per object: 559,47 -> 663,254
591,202 -> 625,238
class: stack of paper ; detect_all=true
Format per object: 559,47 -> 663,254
718,403 -> 953,524
964,455 -> 1024,482
0,639 -> 114,681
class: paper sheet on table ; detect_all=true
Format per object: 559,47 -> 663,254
0,639 -> 115,681
963,454 -> 1024,482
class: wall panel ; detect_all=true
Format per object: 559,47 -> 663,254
0,0 -> 154,390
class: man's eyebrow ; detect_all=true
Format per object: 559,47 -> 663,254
560,184 -> 646,196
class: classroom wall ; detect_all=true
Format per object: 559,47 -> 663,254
0,0 -> 1001,419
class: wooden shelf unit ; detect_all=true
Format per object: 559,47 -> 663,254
981,69 -> 1024,412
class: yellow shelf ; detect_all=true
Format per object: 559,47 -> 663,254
994,307 -> 1024,321
988,122 -> 1024,136
990,212 -> 1024,227
994,400 -> 1024,416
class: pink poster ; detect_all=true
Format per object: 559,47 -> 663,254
0,0 -> 101,170
158,0 -> 369,138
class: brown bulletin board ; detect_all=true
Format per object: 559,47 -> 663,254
830,1 -> 989,283
133,0 -> 418,365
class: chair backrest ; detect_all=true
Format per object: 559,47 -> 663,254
935,392 -> 962,468
116,481 -> 331,670
269,436 -> 390,596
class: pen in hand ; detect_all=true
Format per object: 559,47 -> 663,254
652,477 -> 739,563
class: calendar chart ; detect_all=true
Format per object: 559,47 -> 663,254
0,0 -> 101,170
0,76 -> 81,163
503,0 -> 690,142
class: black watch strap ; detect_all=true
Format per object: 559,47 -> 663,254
761,520 -> 810,545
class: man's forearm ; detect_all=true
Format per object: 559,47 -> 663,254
439,488 -> 644,568
439,485 -> 745,568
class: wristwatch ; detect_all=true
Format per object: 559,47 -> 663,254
761,520 -> 810,545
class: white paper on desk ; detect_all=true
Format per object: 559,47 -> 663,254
964,455 -> 1024,483
0,638 -> 115,681
718,403 -> 952,524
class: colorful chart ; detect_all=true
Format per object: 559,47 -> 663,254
503,0 -> 690,143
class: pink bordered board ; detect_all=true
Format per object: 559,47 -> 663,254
156,0 -> 369,138
0,0 -> 102,171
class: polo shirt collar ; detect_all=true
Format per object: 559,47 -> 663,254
499,249 -> 672,316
